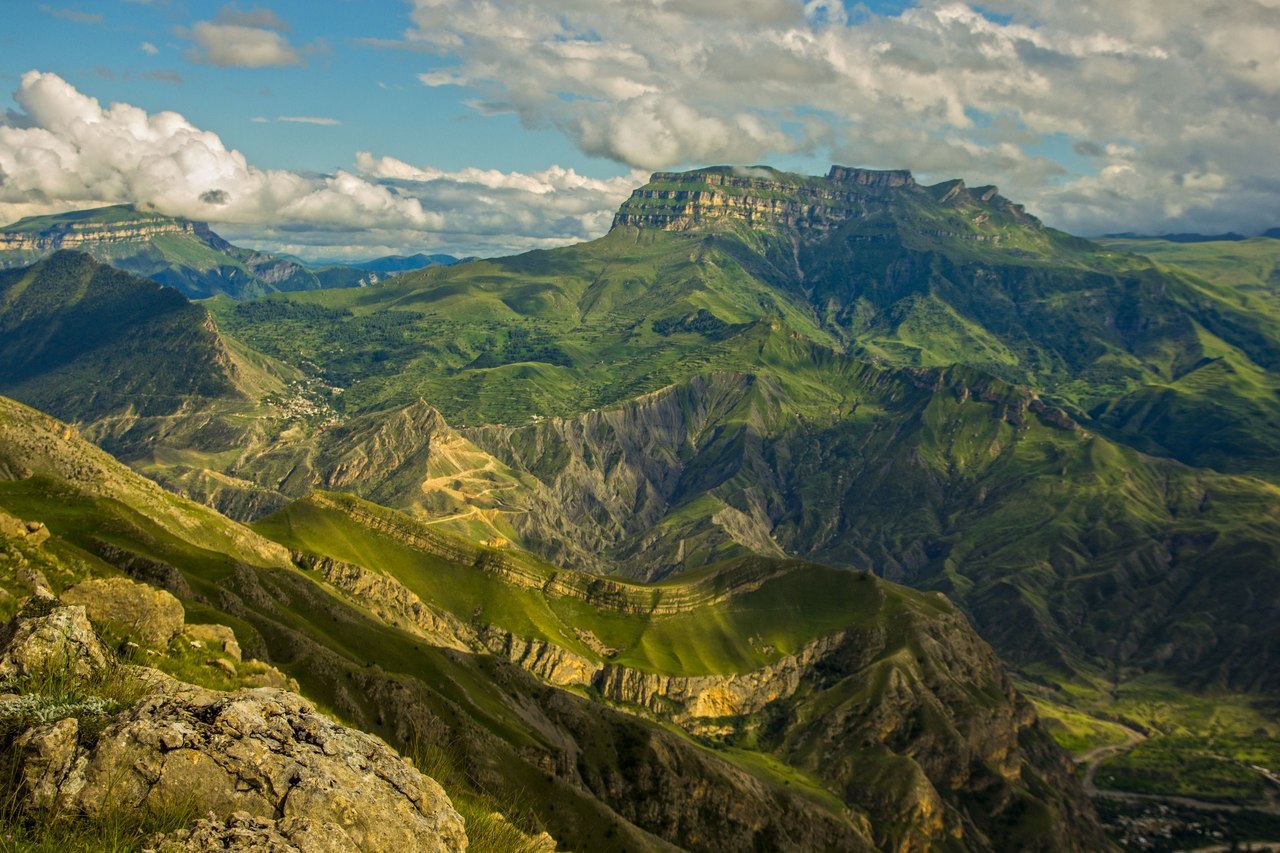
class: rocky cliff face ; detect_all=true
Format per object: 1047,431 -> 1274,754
611,165 -> 1040,236
276,496 -> 1107,851
0,209 -> 370,299
464,372 -> 783,576
0,218 -> 204,252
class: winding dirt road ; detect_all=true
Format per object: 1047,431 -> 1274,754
1078,726 -> 1280,816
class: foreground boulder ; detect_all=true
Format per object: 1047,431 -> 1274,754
61,576 -> 185,649
0,594 -> 109,679
0,598 -> 469,852
151,811 -> 355,851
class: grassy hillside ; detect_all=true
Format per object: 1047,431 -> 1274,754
452,365 -> 1280,693
212,171 -> 1280,482
0,251 -> 253,422
211,225 -> 841,425
0,394 -> 1111,850
1097,236 -> 1280,296
0,205 -> 376,299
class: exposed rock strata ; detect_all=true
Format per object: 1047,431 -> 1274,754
611,165 -> 1038,235
0,217 -> 207,252
286,534 -> 1106,850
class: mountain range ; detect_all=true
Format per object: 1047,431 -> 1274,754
0,204 -> 456,299
1,164 -> 1278,850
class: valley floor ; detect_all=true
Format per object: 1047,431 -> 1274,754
1029,679 -> 1280,849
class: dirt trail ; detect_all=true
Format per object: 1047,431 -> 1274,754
1078,725 -> 1280,816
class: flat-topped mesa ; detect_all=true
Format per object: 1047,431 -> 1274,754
826,165 -> 915,188
611,164 -> 903,233
0,205 -> 228,253
611,163 -> 1042,235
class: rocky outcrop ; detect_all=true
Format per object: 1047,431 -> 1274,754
61,576 -> 185,649
150,811 -> 353,852
183,623 -> 242,662
478,629 -> 600,687
611,165 -> 1040,235
0,509 -> 49,546
24,688 -> 466,852
0,216 -> 202,252
594,630 -> 855,727
0,598 -> 469,853
0,594 -> 109,679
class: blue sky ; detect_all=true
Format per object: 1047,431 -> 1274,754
2,2 -> 592,175
2,1 -> 1277,258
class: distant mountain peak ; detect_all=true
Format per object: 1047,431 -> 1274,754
0,204 -> 382,299
0,203 -> 230,253
826,164 -> 915,188
611,163 -> 1041,236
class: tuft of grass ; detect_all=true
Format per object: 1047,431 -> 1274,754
0,796 -> 199,853
0,644 -> 148,749
0,635 -> 195,853
407,735 -> 549,853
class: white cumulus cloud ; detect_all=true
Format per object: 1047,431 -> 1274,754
184,21 -> 301,68
181,5 -> 305,68
0,72 -> 643,258
402,0 -> 1280,234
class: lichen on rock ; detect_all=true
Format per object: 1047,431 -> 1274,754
61,576 -> 186,650
0,593 -> 110,680
0,598 -> 469,853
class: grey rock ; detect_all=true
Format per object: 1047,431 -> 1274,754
48,687 -> 467,852
12,716 -> 82,809
184,623 -> 242,662
150,810 -> 352,852
0,597 -> 109,679
61,577 -> 185,650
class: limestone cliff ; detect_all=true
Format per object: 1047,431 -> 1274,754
611,165 -> 1040,237
0,214 -> 211,252
0,206 -> 373,299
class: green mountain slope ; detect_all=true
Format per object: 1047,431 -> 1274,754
2,167 -> 1278,824
209,224 -> 843,425
355,252 -> 461,273
4,175 -> 1272,694
0,394 -> 1109,851
453,368 -> 1280,690
212,167 -> 1280,480
0,251 -> 281,423
1096,235 -> 1280,297
0,205 -> 378,299
200,216 -> 1280,693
